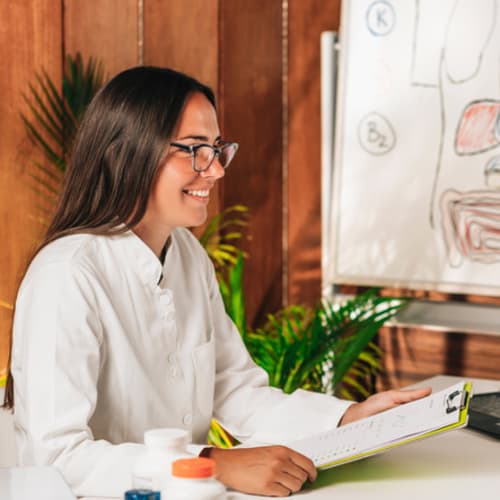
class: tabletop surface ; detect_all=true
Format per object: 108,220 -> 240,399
224,375 -> 500,500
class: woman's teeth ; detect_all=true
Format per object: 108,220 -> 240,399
184,189 -> 209,197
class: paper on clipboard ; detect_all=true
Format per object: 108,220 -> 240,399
285,380 -> 472,470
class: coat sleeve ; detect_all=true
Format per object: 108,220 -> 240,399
12,260 -> 143,498
201,248 -> 353,444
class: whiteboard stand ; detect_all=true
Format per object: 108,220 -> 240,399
320,31 -> 338,297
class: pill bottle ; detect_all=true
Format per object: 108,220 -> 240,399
162,457 -> 226,500
124,489 -> 160,500
133,428 -> 192,491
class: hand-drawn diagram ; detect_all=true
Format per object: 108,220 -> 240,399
413,0 -> 500,268
329,0 -> 500,295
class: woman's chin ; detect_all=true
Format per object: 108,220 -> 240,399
185,212 -> 208,229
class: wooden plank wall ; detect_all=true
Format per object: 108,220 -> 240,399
377,327 -> 500,390
287,0 -> 341,306
0,0 -> 62,370
219,0 -> 284,325
64,0 -> 139,77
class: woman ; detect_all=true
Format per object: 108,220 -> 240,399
4,66 -> 430,498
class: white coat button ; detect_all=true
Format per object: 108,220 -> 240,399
159,295 -> 171,307
183,414 -> 192,426
168,353 -> 176,364
170,366 -> 178,377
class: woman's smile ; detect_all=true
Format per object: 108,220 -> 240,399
182,187 -> 211,203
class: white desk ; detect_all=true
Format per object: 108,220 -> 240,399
4,377 -> 500,500
230,375 -> 500,500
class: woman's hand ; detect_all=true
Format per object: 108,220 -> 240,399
207,445 -> 317,497
339,386 -> 433,426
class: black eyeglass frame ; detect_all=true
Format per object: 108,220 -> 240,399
170,141 -> 239,173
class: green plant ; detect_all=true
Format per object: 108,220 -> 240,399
218,254 -> 402,399
22,53 -> 105,219
198,205 -> 249,275
244,290 -> 404,398
218,252 -> 247,338
335,341 -> 382,400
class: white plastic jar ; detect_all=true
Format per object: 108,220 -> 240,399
133,428 -> 192,491
162,457 -> 226,500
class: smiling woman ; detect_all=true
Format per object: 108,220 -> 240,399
3,66 -> 430,499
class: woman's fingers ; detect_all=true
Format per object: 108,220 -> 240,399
274,470 -> 305,495
287,448 -> 317,482
340,387 -> 433,425
392,387 -> 432,404
209,445 -> 315,496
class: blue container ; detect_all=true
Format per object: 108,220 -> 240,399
124,489 -> 160,500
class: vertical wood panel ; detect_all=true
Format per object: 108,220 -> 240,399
143,0 -> 219,93
64,0 -> 139,77
143,0 -> 221,233
220,0 -> 283,326
0,0 -> 63,369
286,0 -> 341,307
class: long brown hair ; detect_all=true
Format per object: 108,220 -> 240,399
3,66 -> 215,408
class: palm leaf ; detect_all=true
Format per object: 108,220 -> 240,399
240,288 -> 407,399
218,252 -> 247,338
199,205 -> 249,272
21,53 -> 105,218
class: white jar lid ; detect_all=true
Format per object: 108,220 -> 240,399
144,428 -> 189,448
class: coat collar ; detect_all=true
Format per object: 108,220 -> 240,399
114,230 -> 168,287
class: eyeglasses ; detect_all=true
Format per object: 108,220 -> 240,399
170,141 -> 239,173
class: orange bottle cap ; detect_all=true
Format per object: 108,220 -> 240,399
172,457 -> 216,478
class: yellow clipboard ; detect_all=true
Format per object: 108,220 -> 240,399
320,381 -> 472,469
288,381 -> 472,470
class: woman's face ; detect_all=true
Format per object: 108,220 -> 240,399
143,92 -> 225,238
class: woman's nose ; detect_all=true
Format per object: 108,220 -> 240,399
201,157 -> 225,179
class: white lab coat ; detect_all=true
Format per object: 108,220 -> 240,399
11,227 -> 352,498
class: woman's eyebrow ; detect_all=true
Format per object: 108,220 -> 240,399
174,134 -> 222,142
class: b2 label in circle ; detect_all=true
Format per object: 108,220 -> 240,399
358,112 -> 396,155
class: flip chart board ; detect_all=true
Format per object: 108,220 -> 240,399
327,0 -> 500,296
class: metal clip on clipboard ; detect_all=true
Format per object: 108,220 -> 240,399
446,389 -> 469,414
